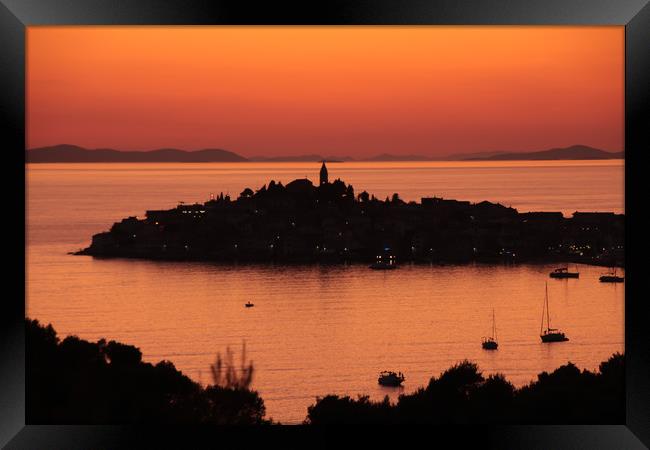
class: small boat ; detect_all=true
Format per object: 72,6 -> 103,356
245,301 -> 255,308
378,370 -> 405,386
540,283 -> 569,343
599,268 -> 624,283
369,254 -> 397,270
549,266 -> 579,279
481,309 -> 499,350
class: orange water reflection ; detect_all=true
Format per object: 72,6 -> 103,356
26,162 -> 624,423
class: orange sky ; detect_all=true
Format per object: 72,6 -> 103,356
27,26 -> 624,157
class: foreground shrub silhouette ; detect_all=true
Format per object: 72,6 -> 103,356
306,354 -> 624,424
26,318 -> 268,424
306,395 -> 395,424
210,343 -> 254,390
27,318 -> 623,424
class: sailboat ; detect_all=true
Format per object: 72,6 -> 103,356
540,283 -> 569,343
599,267 -> 624,283
481,309 -> 498,350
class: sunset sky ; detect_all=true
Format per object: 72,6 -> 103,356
27,26 -> 624,157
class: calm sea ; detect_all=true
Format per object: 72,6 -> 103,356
26,161 -> 625,424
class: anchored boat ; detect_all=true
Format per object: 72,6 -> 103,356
481,309 -> 499,350
549,267 -> 579,279
540,283 -> 569,343
599,268 -> 624,283
378,370 -> 405,386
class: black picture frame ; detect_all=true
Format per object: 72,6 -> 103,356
2,0 -> 648,447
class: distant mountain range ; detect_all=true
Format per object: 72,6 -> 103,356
363,153 -> 433,162
458,145 -> 624,161
249,154 -> 355,162
25,145 -> 247,163
26,144 -> 623,163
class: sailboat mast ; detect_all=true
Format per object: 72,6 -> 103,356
546,283 -> 551,330
540,288 -> 545,335
493,308 -> 497,340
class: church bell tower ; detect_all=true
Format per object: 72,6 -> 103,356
319,161 -> 328,186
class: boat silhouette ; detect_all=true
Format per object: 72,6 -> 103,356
549,266 -> 579,279
245,301 -> 255,308
540,283 -> 569,343
378,370 -> 405,386
599,268 -> 624,283
481,308 -> 498,350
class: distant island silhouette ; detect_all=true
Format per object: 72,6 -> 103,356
75,162 -> 624,267
25,144 -> 247,163
27,144 -> 623,163
460,144 -> 624,161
